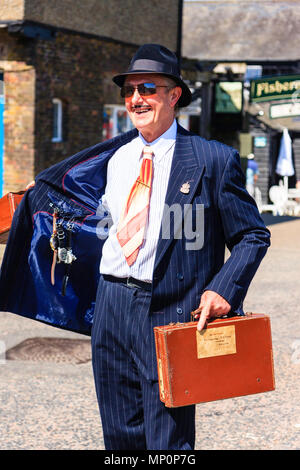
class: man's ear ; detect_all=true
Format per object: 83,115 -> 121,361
170,86 -> 182,108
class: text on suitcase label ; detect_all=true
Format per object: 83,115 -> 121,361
196,325 -> 237,359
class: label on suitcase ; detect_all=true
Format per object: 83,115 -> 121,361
154,313 -> 275,408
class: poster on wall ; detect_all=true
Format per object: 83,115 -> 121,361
102,105 -> 133,141
215,82 -> 243,114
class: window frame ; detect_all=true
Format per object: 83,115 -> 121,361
52,98 -> 63,143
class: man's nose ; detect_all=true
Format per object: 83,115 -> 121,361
131,87 -> 143,103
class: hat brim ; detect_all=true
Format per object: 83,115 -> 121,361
113,70 -> 192,108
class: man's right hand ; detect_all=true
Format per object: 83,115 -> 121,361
192,290 -> 231,332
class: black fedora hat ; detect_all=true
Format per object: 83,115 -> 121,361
113,44 -> 192,108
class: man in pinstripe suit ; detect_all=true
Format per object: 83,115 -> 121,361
0,44 -> 270,450
90,44 -> 270,450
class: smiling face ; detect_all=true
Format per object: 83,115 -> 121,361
124,73 -> 182,142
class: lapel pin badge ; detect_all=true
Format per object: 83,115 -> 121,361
180,182 -> 190,194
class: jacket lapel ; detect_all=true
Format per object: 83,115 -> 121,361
154,126 -> 205,270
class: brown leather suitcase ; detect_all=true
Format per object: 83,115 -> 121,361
154,313 -> 275,408
0,191 -> 25,243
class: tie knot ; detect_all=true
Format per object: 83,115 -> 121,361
143,145 -> 154,159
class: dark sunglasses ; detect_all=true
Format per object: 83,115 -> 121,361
120,82 -> 170,98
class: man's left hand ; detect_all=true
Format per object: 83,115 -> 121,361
193,290 -> 231,332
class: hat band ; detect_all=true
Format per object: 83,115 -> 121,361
129,59 -> 177,76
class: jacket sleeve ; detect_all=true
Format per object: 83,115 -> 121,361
204,149 -> 271,311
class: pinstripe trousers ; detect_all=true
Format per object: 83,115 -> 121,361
91,275 -> 195,450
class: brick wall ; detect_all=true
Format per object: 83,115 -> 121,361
33,32 -> 136,173
0,30 -> 35,192
26,0 -> 179,50
0,0 -> 24,21
3,65 -> 35,192
0,0 -> 179,51
0,28 -> 138,191
0,16 -> 192,192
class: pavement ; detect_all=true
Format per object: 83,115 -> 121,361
0,215 -> 300,450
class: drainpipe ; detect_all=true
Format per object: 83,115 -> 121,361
176,0 -> 183,73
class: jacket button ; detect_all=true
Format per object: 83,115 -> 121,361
177,307 -> 183,315
176,273 -> 184,281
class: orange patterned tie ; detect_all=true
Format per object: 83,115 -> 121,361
117,146 -> 154,266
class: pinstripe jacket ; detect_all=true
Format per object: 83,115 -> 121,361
0,125 -> 270,335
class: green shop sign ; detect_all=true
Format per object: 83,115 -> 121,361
250,75 -> 300,102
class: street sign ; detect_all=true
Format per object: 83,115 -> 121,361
254,136 -> 267,148
250,75 -> 300,102
270,102 -> 300,119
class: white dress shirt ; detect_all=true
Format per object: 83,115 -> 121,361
100,119 -> 177,282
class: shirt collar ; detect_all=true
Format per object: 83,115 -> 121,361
138,119 -> 177,163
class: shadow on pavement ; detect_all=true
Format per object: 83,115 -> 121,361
261,213 -> 300,226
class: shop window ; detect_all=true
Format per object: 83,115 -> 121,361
52,98 -> 63,142
102,105 -> 134,141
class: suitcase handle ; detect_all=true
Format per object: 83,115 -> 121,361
190,309 -> 246,322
